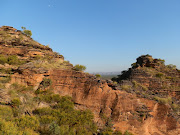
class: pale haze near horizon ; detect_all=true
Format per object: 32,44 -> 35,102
1,0 -> 180,72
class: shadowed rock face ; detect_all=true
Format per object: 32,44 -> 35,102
0,26 -> 180,135
135,54 -> 163,68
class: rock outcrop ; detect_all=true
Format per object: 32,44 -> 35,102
48,69 -> 180,135
114,55 -> 180,100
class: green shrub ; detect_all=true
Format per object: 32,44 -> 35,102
11,98 -> 21,107
166,64 -> 177,69
0,55 -> 26,65
22,128 -> 39,135
76,126 -> 93,135
15,115 -> 39,130
0,118 -> 21,135
74,64 -> 86,71
171,103 -> 180,112
95,74 -> 101,78
49,122 -> 61,135
40,94 -> 61,103
166,76 -> 172,79
21,26 -> 32,37
76,110 -> 94,125
157,59 -> 165,65
0,55 -> 7,64
0,105 -> 13,121
7,55 -> 19,65
113,81 -> 117,85
142,85 -> 148,91
53,96 -> 74,111
23,30 -> 32,37
33,96 -> 97,134
132,81 -> 138,88
39,115 -> 56,125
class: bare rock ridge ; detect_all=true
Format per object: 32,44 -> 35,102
0,26 -> 180,135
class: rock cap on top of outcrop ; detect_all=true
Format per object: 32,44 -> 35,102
134,54 -> 165,68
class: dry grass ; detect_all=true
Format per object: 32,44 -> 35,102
32,59 -> 71,70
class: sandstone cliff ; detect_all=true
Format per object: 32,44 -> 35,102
0,26 -> 179,135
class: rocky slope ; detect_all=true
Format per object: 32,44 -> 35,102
0,26 -> 179,135
112,55 -> 180,103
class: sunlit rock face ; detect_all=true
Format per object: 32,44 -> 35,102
49,69 -> 180,135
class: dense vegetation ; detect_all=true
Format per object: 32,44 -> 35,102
0,94 -> 96,134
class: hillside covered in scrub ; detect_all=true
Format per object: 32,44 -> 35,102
0,26 -> 179,135
0,26 -> 98,135
0,26 -> 132,135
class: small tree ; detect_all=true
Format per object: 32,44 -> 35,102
166,64 -> 177,69
74,64 -> 86,71
95,74 -> 101,78
157,58 -> 165,65
21,26 -> 32,37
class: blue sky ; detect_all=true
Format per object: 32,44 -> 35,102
1,0 -> 180,72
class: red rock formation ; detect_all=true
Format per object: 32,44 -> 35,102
1,26 -> 179,135
10,68 -> 180,134
48,69 -> 180,135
